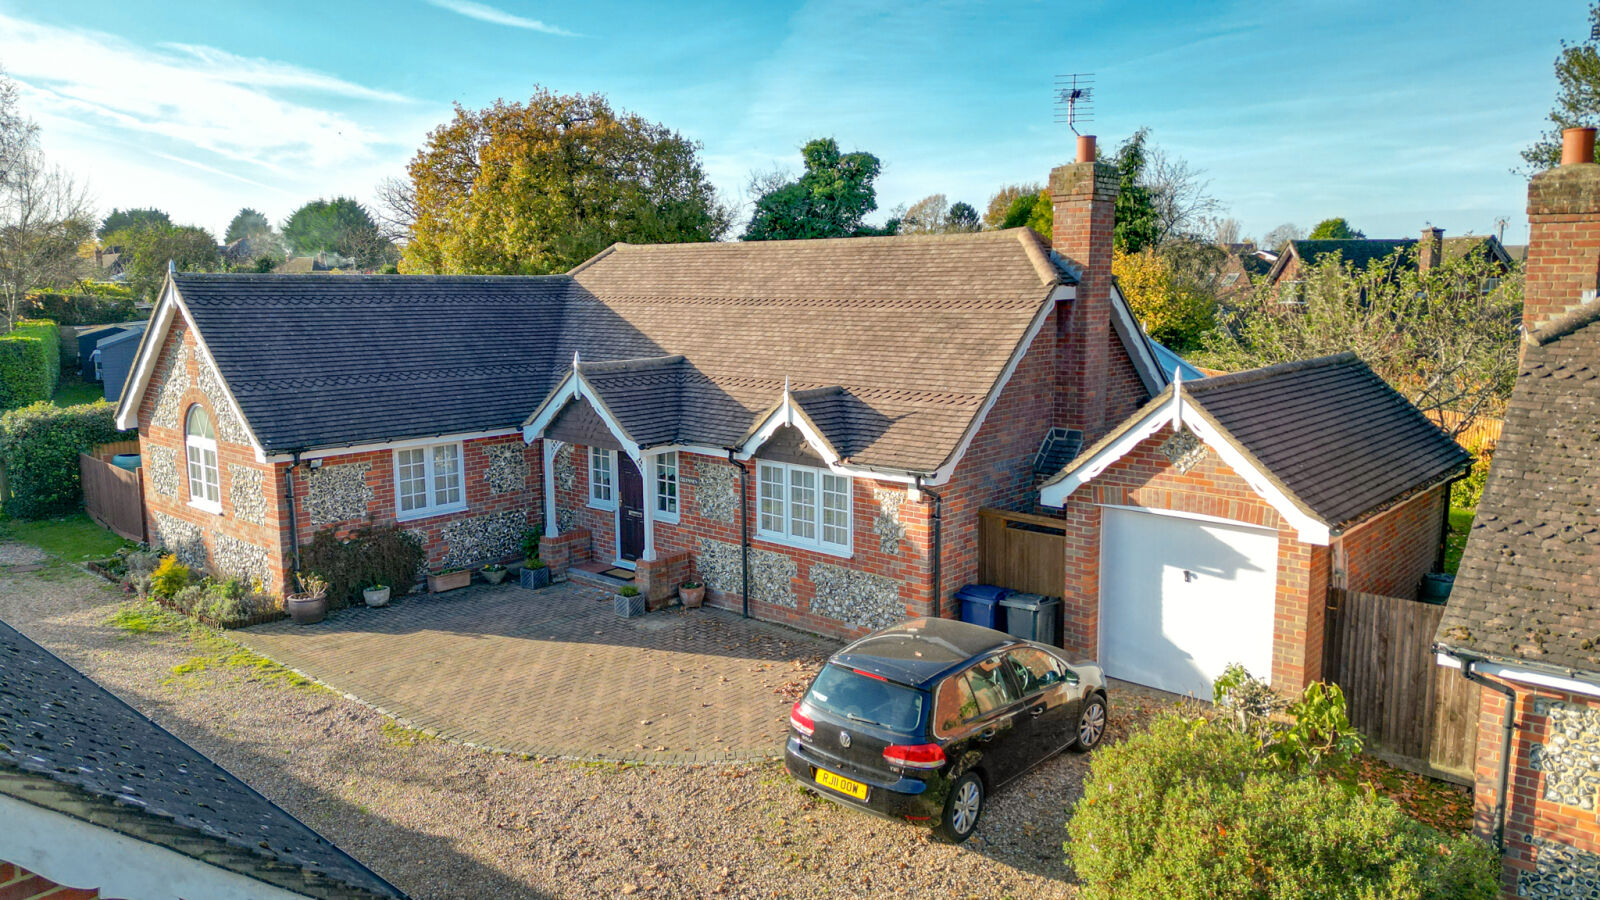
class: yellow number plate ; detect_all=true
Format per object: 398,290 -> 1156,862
814,768 -> 868,800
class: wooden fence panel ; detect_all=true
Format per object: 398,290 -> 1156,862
977,508 -> 1065,599
80,452 -> 144,542
1324,589 -> 1480,782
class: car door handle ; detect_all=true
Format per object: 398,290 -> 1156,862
1029,705 -> 1046,718
979,728 -> 996,742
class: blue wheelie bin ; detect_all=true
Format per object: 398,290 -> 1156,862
955,584 -> 1010,631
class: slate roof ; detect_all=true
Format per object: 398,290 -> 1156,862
1434,299 -> 1600,678
0,619 -> 404,899
1285,238 -> 1416,274
152,228 -> 1124,474
1044,353 -> 1472,527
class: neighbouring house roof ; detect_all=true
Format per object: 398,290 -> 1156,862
1268,235 -> 1513,285
1434,298 -> 1600,680
119,229 -> 1168,477
1149,340 -> 1206,382
1443,235 -> 1514,267
1040,353 -> 1471,541
0,619 -> 405,899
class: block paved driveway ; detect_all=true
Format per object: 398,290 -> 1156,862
237,581 -> 839,764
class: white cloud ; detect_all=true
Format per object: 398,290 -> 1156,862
422,0 -> 577,35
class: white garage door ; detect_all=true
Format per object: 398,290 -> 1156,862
1099,506 -> 1278,698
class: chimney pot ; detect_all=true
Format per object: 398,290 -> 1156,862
1561,127 -> 1596,166
1076,135 -> 1096,164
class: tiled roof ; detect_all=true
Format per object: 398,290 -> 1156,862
170,228 -> 1105,473
1046,353 -> 1471,527
0,619 -> 404,899
1289,238 -> 1416,272
1434,299 -> 1600,678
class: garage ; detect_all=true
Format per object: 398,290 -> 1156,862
1099,506 -> 1278,698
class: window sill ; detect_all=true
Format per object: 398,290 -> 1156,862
187,500 -> 223,516
753,531 -> 853,560
396,502 -> 468,523
654,510 -> 680,525
587,500 -> 617,512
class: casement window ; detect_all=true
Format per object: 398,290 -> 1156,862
588,447 -> 616,509
184,404 -> 221,513
654,451 -> 679,520
395,442 -> 465,520
756,461 -> 851,555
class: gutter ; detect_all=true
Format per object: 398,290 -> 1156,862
727,450 -> 750,618
1445,649 -> 1517,852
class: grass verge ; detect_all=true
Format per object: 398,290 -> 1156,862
107,598 -> 321,692
0,511 -> 132,563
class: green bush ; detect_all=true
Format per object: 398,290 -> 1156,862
0,401 -> 129,518
29,292 -> 139,326
300,525 -> 424,609
1452,444 -> 1493,509
0,320 -> 60,410
1065,715 -> 1498,900
149,555 -> 191,599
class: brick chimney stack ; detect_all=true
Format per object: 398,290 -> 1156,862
1050,135 -> 1121,440
1418,226 -> 1443,271
1525,127 -> 1600,333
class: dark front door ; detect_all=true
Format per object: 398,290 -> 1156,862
617,455 -> 645,563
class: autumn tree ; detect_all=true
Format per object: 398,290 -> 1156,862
1198,247 -> 1521,437
403,89 -> 729,274
1263,223 -> 1305,252
107,224 -> 220,300
1307,217 -> 1364,240
983,183 -> 1041,228
1113,245 -> 1218,352
900,194 -> 982,234
1524,2 -> 1600,172
743,138 -> 891,241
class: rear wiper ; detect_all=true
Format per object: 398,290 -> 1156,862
845,713 -> 892,729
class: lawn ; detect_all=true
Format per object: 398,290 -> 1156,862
1443,506 -> 1474,575
51,372 -> 106,407
0,511 -> 131,562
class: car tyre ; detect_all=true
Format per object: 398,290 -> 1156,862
935,771 -> 984,843
1070,694 -> 1108,752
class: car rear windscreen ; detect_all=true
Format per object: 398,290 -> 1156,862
805,664 -> 925,733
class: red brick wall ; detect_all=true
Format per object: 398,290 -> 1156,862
1339,486 -> 1446,600
1103,320 -> 1149,428
1051,160 -> 1119,440
0,862 -> 98,899
1055,429 -> 1325,689
1525,163 -> 1600,332
1472,681 -> 1600,898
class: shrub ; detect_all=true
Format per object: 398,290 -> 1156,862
0,401 -> 130,518
28,291 -> 139,326
521,527 -> 541,560
0,320 -> 60,410
299,525 -> 424,608
1452,443 -> 1493,509
1213,664 -> 1363,776
149,555 -> 191,599
124,548 -> 161,594
618,585 -> 640,597
1066,715 -> 1498,900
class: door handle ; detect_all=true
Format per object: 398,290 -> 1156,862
1029,705 -> 1046,718
980,728 -> 996,742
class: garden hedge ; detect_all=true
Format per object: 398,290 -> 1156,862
0,319 -> 60,410
0,401 -> 129,519
28,291 -> 139,326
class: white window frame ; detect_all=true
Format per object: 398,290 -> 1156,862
393,441 -> 466,522
184,404 -> 221,514
755,460 -> 852,556
588,447 -> 617,510
653,451 -> 679,522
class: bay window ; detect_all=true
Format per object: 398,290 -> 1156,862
756,460 -> 852,554
395,441 -> 464,520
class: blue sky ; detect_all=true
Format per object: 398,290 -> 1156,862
0,0 -> 1585,244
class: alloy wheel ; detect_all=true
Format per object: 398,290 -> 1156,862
951,779 -> 981,835
1079,700 -> 1106,748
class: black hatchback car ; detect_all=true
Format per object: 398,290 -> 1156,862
784,618 -> 1107,842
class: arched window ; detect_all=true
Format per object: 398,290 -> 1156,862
185,404 -> 221,513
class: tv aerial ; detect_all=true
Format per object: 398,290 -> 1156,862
1054,74 -> 1095,135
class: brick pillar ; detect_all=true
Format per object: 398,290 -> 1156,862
1525,128 -> 1600,333
1049,138 -> 1121,441
1418,226 -> 1443,271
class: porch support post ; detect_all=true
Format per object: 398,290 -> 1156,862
641,450 -> 656,562
543,439 -> 559,538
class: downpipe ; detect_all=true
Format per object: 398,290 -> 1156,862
284,451 -> 303,574
1455,653 -> 1517,852
728,451 -> 750,618
916,477 -> 943,619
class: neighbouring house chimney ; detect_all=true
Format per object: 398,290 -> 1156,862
1525,127 -> 1600,333
1050,135 -> 1121,439
1418,226 -> 1443,271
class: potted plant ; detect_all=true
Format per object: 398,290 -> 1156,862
287,572 -> 329,625
428,566 -> 471,593
481,563 -> 508,585
614,584 -> 645,618
521,528 -> 541,567
678,580 -> 705,609
363,583 -> 392,608
519,557 -> 551,590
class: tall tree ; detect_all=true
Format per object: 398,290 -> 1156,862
1524,2 -> 1600,172
1263,223 -> 1305,251
947,201 -> 980,232
1307,217 -> 1364,240
282,197 -> 378,255
403,90 -> 729,274
1113,245 -> 1217,351
742,138 -> 886,241
1110,129 -> 1160,253
0,66 -> 36,193
983,183 -> 1041,228
106,224 -> 219,300
225,207 -> 272,243
898,195 -> 981,234
99,207 -> 169,240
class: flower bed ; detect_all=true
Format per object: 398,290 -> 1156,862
123,549 -> 286,629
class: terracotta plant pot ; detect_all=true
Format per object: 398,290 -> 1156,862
481,567 -> 508,585
287,591 -> 328,625
363,586 -> 391,608
428,570 -> 472,593
679,583 -> 705,609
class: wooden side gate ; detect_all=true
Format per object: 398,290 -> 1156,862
977,508 -> 1065,599
80,452 -> 145,542
1323,588 -> 1480,782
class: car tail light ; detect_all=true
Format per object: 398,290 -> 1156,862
790,701 -> 815,737
883,743 -> 945,769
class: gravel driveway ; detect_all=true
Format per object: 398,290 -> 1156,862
0,555 -> 1182,899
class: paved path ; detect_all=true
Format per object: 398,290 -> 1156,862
237,581 -> 839,764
